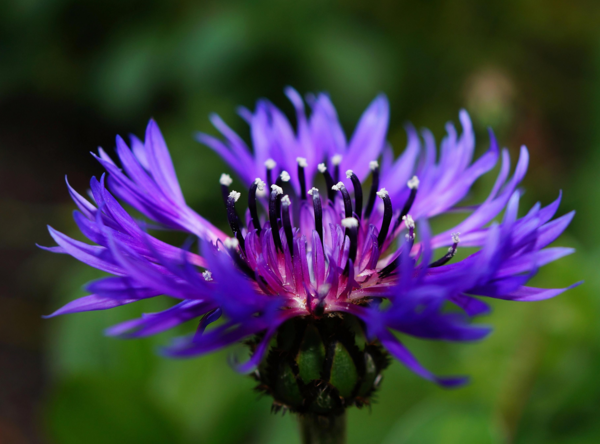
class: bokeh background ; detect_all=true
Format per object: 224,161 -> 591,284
1,0 -> 599,443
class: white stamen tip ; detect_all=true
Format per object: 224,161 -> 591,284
451,232 -> 461,244
308,187 -> 319,196
341,217 -> 358,228
219,174 -> 232,186
331,182 -> 345,191
270,184 -> 283,195
296,157 -> 307,167
402,214 -> 415,229
265,159 -> 276,170
281,195 -> 291,205
254,178 -> 266,191
407,176 -> 420,190
280,171 -> 291,182
224,238 -> 239,249
376,188 -> 389,198
228,190 -> 241,202
318,163 -> 327,173
202,270 -> 213,281
332,154 -> 343,165
345,169 -> 354,179
369,160 -> 379,171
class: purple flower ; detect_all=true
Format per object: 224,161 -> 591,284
42,88 -> 579,387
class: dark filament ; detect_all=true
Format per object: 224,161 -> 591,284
248,180 -> 262,234
347,171 -> 363,219
281,198 -> 294,257
364,165 -> 380,219
310,188 -> 324,244
377,192 -> 393,249
334,184 -> 353,219
269,189 -> 283,252
394,184 -> 418,231
319,165 -> 336,202
429,238 -> 459,267
226,193 -> 245,251
297,160 -> 307,200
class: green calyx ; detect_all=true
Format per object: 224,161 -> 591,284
253,314 -> 390,416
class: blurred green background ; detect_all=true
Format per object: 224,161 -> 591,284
0,0 -> 598,443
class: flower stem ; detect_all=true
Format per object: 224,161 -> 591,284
299,413 -> 346,444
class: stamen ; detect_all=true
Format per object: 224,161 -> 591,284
281,195 -> 294,256
332,154 -> 342,183
202,270 -> 213,281
224,237 -> 239,249
297,157 -> 307,200
318,163 -> 336,202
248,178 -> 265,234
332,182 -> 353,219
226,191 -> 245,250
346,170 -> 363,220
429,232 -> 460,267
265,158 -> 276,189
280,171 -> 291,182
269,186 -> 284,252
308,187 -> 323,244
402,214 -> 415,241
364,161 -> 380,219
219,173 -> 233,205
342,217 -> 359,266
395,175 -> 419,230
376,188 -> 393,249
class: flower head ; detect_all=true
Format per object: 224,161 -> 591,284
43,88 -> 579,400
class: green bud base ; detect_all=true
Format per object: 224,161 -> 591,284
252,313 -> 390,417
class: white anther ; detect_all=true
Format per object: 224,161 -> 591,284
219,174 -> 233,186
228,190 -> 241,202
402,214 -> 415,229
281,195 -> 291,205
451,232 -> 461,244
224,238 -> 239,249
407,176 -> 420,190
332,154 -> 343,165
331,182 -> 345,191
280,171 -> 291,182
296,157 -> 307,167
369,160 -> 379,171
341,217 -> 358,228
345,169 -> 354,179
376,188 -> 389,198
265,159 -> 276,170
202,270 -> 213,281
318,163 -> 327,173
308,187 -> 319,196
254,178 -> 265,191
270,184 -> 283,195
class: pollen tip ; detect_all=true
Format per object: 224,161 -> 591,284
280,171 -> 291,182
452,232 -> 461,244
332,182 -> 345,191
228,190 -> 241,202
224,238 -> 239,249
332,154 -> 343,165
296,157 -> 307,167
270,184 -> 283,195
407,175 -> 420,190
341,217 -> 358,228
345,169 -> 354,179
376,188 -> 389,198
254,178 -> 266,191
402,214 -> 415,229
317,163 -> 327,173
265,159 -> 276,170
219,174 -> 233,186
202,270 -> 213,281
281,195 -> 291,205
369,160 -> 379,170
308,187 -> 319,196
